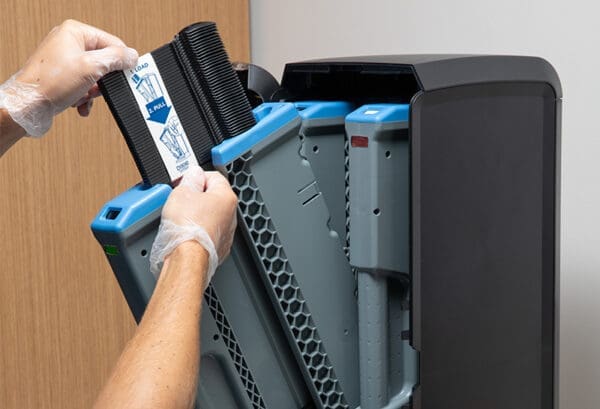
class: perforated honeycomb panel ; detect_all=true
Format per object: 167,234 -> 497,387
204,284 -> 266,409
344,137 -> 351,259
344,137 -> 358,294
226,154 -> 349,409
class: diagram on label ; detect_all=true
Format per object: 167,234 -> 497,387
160,117 -> 190,160
160,117 -> 191,172
132,72 -> 172,124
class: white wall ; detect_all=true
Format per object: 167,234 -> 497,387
250,1 -> 600,408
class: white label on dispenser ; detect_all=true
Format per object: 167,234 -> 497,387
124,53 -> 199,181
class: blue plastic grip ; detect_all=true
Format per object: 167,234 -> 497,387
211,102 -> 299,166
345,104 -> 410,124
91,183 -> 172,233
295,101 -> 354,120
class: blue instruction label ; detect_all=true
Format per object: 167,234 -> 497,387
125,54 -> 199,180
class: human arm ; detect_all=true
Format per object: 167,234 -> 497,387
0,19 -> 138,157
93,242 -> 207,409
93,166 -> 238,409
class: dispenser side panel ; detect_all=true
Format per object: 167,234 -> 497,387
410,83 -> 558,409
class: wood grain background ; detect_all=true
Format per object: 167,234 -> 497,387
0,1 -> 249,407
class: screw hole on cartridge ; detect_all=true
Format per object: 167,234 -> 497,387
344,329 -> 349,336
312,145 -> 319,153
373,208 -> 381,216
141,249 -> 148,257
213,334 -> 219,341
385,150 -> 391,158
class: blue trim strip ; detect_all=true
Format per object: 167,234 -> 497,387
346,104 -> 410,124
294,101 -> 354,120
212,102 -> 299,166
91,184 -> 172,233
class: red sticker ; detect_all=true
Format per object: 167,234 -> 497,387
351,136 -> 369,148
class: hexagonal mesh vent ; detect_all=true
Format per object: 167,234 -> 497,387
344,137 -> 358,294
204,284 -> 266,409
226,154 -> 349,409
344,137 -> 351,259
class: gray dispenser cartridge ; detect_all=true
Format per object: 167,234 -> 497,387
345,104 -> 415,409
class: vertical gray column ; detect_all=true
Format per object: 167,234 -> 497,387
358,272 -> 389,408
346,104 -> 410,409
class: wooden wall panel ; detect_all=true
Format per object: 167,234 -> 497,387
0,1 -> 250,408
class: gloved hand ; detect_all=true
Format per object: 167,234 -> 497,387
150,166 -> 238,289
0,19 -> 138,137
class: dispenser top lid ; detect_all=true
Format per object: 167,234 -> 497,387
281,54 -> 562,102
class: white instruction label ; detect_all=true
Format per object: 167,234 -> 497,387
125,54 -> 199,181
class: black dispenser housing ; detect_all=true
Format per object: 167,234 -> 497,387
282,55 -> 561,409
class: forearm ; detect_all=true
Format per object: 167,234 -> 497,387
94,241 -> 207,409
0,108 -> 26,157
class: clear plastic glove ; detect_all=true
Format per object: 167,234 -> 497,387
150,166 -> 238,288
0,19 -> 138,137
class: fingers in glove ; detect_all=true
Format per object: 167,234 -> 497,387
77,99 -> 93,117
71,84 -> 103,108
88,84 -> 102,98
84,46 -> 138,81
178,165 -> 207,193
205,171 -> 238,202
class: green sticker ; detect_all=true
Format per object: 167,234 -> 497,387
103,244 -> 119,256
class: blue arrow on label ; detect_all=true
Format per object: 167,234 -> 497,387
146,96 -> 171,124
